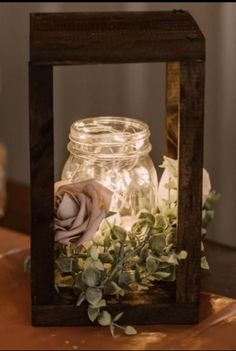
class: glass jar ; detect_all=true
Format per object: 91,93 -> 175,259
62,116 -> 158,217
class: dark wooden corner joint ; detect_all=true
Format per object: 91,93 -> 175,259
29,10 -> 205,326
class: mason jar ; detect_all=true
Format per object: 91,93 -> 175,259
62,116 -> 158,217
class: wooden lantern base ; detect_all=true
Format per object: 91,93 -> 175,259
32,283 -> 199,326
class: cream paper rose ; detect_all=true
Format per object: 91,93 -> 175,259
54,179 -> 113,246
157,157 -> 211,207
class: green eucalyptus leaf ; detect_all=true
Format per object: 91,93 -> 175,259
88,307 -> 99,322
75,272 -> 87,290
54,284 -> 60,294
89,299 -> 106,309
139,212 -> 155,226
94,259 -> 104,271
166,231 -> 175,245
167,209 -> 178,222
124,326 -> 137,335
167,254 -> 179,265
161,260 -> 175,270
112,226 -> 127,241
131,221 -> 148,238
155,271 -> 171,280
103,235 -> 110,249
150,234 -> 166,253
167,266 -> 176,281
104,281 -> 116,295
82,267 -> 101,287
150,228 -> 161,236
113,312 -> 124,322
177,250 -> 188,260
84,257 -> 94,270
146,256 -> 158,274
111,281 -> 124,295
56,257 -> 73,273
201,256 -> 210,270
90,246 -> 99,261
106,211 -> 117,218
86,287 -> 102,305
76,291 -> 85,306
100,219 -> 112,235
118,271 -> 133,287
202,210 -> 215,228
110,324 -> 115,337
137,284 -> 149,291
210,191 -> 220,202
99,252 -> 114,264
104,281 -> 124,296
164,243 -> 174,254
98,311 -> 112,326
154,214 -> 166,229
140,243 -> 149,260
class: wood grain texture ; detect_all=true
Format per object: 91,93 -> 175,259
29,64 -> 54,305
30,11 -> 205,65
165,62 -> 180,158
176,60 -> 205,304
32,302 -> 199,326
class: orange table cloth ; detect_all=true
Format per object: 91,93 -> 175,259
0,227 -> 236,350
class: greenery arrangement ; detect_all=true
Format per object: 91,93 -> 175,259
54,157 -> 219,336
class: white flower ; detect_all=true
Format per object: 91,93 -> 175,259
157,156 -> 211,207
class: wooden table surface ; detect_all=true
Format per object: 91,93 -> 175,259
0,227 -> 236,350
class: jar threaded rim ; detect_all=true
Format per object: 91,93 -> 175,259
68,116 -> 152,159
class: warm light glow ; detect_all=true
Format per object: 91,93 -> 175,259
63,116 -> 158,216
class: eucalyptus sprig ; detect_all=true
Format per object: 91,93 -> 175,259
54,207 -> 188,336
53,157 -> 219,336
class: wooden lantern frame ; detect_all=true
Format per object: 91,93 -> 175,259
29,10 -> 205,326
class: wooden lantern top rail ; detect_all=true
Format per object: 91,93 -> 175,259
30,10 -> 205,65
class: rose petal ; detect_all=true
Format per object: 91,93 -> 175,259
55,218 -> 89,242
56,179 -> 112,212
54,180 -> 72,194
55,216 -> 76,229
57,193 -> 79,220
84,184 -> 100,220
75,184 -> 105,244
55,237 -> 67,245
76,209 -> 105,245
88,180 -> 113,212
85,196 -> 92,212
71,193 -> 87,229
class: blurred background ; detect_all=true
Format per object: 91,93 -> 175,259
0,2 -> 236,248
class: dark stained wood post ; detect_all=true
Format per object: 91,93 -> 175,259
29,10 -> 205,326
29,65 -> 54,307
176,60 -> 205,305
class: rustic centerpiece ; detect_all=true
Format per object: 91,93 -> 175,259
29,10 -> 206,328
